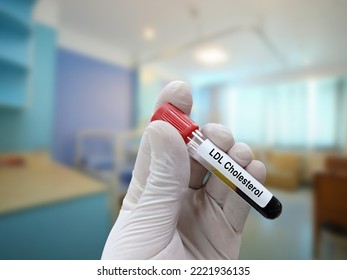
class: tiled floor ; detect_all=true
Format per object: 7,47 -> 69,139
239,187 -> 314,259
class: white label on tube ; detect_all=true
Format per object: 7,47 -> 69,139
196,139 -> 273,208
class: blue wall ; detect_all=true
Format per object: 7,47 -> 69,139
0,23 -> 56,152
53,48 -> 134,166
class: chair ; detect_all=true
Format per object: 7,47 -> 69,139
313,156 -> 347,259
265,150 -> 301,191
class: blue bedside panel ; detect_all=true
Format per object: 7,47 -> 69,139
0,193 -> 111,260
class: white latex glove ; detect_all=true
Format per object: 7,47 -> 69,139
101,81 -> 266,259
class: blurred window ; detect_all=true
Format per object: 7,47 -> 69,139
207,77 -> 345,149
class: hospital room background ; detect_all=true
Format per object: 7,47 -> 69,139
1,0 -> 347,260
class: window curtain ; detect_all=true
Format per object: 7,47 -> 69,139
194,77 -> 346,150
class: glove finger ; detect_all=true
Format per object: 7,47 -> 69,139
228,142 -> 255,167
122,80 -> 192,211
155,80 -> 192,115
136,120 -> 190,215
119,121 -> 190,258
245,159 -> 267,184
188,158 -> 208,189
154,80 -> 205,190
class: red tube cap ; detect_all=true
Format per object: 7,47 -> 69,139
151,102 -> 199,143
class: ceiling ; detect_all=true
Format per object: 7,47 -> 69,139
57,0 -> 347,84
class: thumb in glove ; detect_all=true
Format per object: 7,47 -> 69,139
102,119 -> 190,259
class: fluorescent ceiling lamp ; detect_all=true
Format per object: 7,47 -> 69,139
142,27 -> 156,41
195,46 -> 228,65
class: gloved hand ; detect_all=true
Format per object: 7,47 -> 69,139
101,81 -> 266,259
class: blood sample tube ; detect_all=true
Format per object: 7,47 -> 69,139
151,102 -> 282,219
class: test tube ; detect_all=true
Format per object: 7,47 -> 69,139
151,102 -> 282,219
